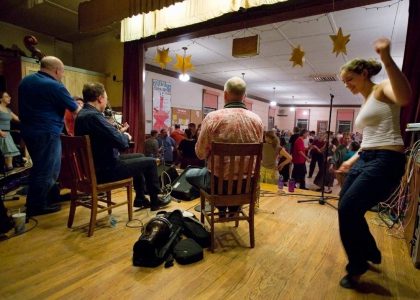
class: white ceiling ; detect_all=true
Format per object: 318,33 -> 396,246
144,0 -> 409,106
0,0 -> 409,106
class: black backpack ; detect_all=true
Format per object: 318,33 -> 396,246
173,238 -> 203,265
132,210 -> 210,267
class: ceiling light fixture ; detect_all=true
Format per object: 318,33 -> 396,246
178,47 -> 190,82
270,87 -> 277,107
290,95 -> 296,111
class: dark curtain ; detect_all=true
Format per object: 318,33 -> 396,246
122,40 -> 145,153
401,0 -> 420,146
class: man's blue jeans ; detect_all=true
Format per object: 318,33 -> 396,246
185,167 -> 210,191
22,132 -> 62,211
338,150 -> 405,275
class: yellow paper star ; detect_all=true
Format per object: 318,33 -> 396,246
330,27 -> 351,57
289,45 -> 305,67
173,54 -> 194,73
154,47 -> 172,69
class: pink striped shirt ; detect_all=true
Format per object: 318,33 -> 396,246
196,107 -> 263,178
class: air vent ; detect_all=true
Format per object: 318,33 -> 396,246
277,108 -> 288,117
311,74 -> 338,82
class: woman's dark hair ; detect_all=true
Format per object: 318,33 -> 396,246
185,128 -> 193,139
341,58 -> 382,78
280,137 -> 287,147
331,137 -> 339,147
349,141 -> 360,152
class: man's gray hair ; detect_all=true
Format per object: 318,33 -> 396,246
224,76 -> 246,96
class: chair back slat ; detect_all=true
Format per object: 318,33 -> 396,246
235,155 -> 245,194
208,142 -> 262,196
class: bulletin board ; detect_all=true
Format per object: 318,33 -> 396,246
172,107 -> 190,126
190,109 -> 202,125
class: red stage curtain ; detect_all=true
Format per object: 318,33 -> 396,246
122,40 -> 145,153
401,0 -> 420,145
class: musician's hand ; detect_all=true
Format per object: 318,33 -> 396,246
0,130 -> 6,138
120,122 -> 129,133
123,132 -> 132,141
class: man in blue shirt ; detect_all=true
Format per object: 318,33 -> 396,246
157,128 -> 176,165
75,82 -> 170,211
19,56 -> 80,217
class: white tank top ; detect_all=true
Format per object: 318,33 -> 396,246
355,93 -> 403,148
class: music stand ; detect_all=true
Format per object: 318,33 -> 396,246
295,93 -> 338,209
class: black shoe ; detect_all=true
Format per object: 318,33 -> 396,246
367,250 -> 382,264
133,197 -> 151,209
339,274 -> 359,289
150,195 -> 171,211
26,204 -> 61,217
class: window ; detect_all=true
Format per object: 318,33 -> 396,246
317,120 -> 328,133
337,120 -> 352,133
295,109 -> 310,130
202,89 -> 218,118
296,119 -> 308,130
336,109 -> 354,133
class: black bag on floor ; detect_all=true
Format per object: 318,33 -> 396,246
173,238 -> 203,265
132,216 -> 181,268
183,216 -> 211,248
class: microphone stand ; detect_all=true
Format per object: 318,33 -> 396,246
294,93 -> 338,209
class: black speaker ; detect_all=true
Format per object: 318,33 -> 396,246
171,166 -> 200,201
157,164 -> 179,188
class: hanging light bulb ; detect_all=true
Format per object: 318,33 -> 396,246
179,73 -> 190,82
178,46 -> 190,82
290,95 -> 296,111
270,87 -> 277,106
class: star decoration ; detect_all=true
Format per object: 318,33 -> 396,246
289,45 -> 305,67
330,27 -> 351,57
173,53 -> 194,73
154,47 -> 172,69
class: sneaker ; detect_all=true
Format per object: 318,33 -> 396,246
367,250 -> 382,264
26,204 -> 61,217
150,195 -> 171,211
339,274 -> 360,289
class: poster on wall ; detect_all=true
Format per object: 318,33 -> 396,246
152,79 -> 171,130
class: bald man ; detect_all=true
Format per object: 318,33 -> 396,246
19,56 -> 80,217
185,77 -> 263,214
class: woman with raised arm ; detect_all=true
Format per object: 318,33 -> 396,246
336,38 -> 412,289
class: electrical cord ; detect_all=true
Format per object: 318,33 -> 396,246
375,139 -> 420,237
1,217 -> 38,240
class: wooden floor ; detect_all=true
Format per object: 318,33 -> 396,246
1,184 -> 419,300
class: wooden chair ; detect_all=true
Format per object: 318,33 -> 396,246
200,142 -> 263,252
60,135 -> 133,237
